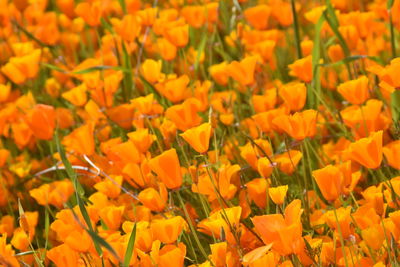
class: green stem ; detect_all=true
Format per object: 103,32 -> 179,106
389,9 -> 397,59
290,0 -> 303,59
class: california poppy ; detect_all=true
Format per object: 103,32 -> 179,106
272,109 -> 318,140
383,140 -> 400,170
312,165 -> 344,202
163,21 -> 189,48
244,4 -> 272,30
279,82 -> 307,111
150,216 -> 186,244
138,184 -> 168,212
347,130 -> 383,169
275,150 -> 302,174
209,62 -> 229,85
180,122 -> 212,153
74,1 -> 102,27
337,75 -> 370,105
268,185 -> 288,205
25,104 -> 56,140
62,122 -> 95,155
181,5 -> 206,28
141,59 -> 163,84
227,56 -> 259,86
149,148 -> 183,189
1,49 -> 41,84
252,199 -> 304,255
288,55 -> 313,83
246,178 -> 268,209
165,98 -> 203,131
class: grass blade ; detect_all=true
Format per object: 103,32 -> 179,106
310,15 -> 325,109
290,0 -> 303,59
123,223 -> 137,267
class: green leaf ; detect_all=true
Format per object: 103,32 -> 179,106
54,132 -> 103,257
123,223 -> 137,267
310,15 -> 325,109
122,43 -> 134,101
194,32 -> 207,72
391,90 -> 400,123
42,63 -> 126,75
118,0 -> 127,14
388,0 -> 395,9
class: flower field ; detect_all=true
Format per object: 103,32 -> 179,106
2,0 -> 400,266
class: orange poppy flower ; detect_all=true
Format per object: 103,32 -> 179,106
252,107 -> 289,134
0,83 -> 11,102
165,98 -> 203,131
252,199 -> 304,255
361,224 -> 384,251
155,75 -> 191,103
288,55 -> 313,83
74,1 -> 102,27
115,14 -> 141,43
106,140 -> 142,167
0,149 -> 9,168
98,205 -> 125,230
272,109 -> 318,140
271,0 -> 293,27
181,5 -> 206,28
164,22 -> 189,47
324,206 -> 353,239
347,130 -> 383,169
275,150 -> 302,174
337,75 -> 370,105
312,165 -> 344,202
252,89 -> 277,113
244,4 -> 272,30
150,216 -> 186,244
328,44 -> 345,62
227,55 -> 259,86
383,140 -> 400,170
180,122 -> 212,153
340,99 -> 390,139
30,180 -> 74,208
94,175 -> 123,199
62,122 -> 95,156
47,244 -> 82,267
149,148 -> 183,189
209,62 -> 229,85
157,38 -> 177,61
246,178 -> 268,209
62,83 -> 87,107
131,93 -> 163,116
137,7 -> 158,26
158,243 -> 186,267
1,49 -> 41,84
198,206 -> 241,244
268,185 -> 288,205
138,183 -> 168,212
25,104 -> 56,140
127,128 -> 156,153
279,82 -> 307,111
0,234 -> 19,267
257,157 -> 274,178
141,59 -> 163,84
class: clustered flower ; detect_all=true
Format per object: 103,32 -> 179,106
0,0 -> 400,266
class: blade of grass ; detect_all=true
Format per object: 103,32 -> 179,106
123,222 -> 137,267
54,132 -> 103,257
310,15 -> 325,109
290,0 -> 303,59
388,0 -> 397,58
323,1 -> 353,79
